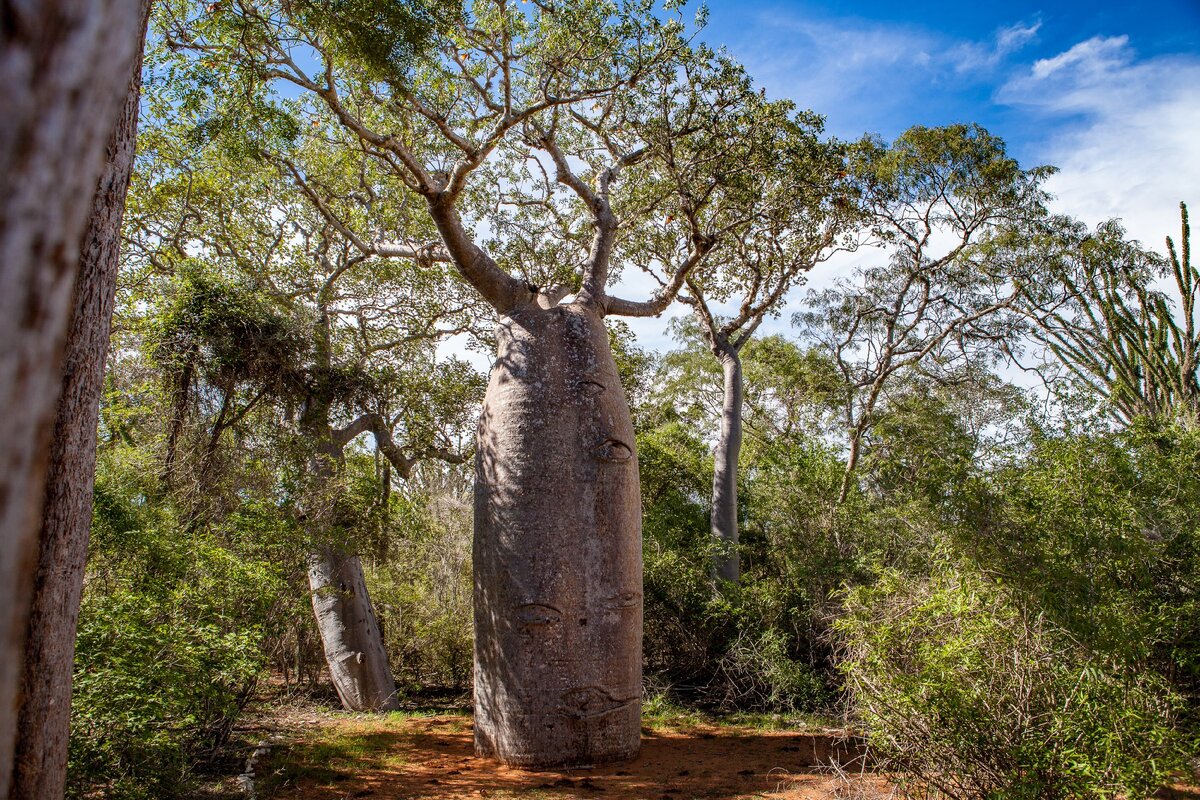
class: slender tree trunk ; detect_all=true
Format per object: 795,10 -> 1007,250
473,302 -> 643,768
10,6 -> 149,796
837,432 -> 863,505
304,421 -> 399,712
0,1 -> 143,793
307,548 -> 399,711
711,349 -> 744,583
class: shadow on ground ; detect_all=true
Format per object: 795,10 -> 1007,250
1159,788 -> 1200,799
258,715 -> 888,800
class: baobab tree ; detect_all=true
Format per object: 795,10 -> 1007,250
0,0 -> 146,794
672,127 -> 853,582
11,4 -> 153,797
121,129 -> 482,711
158,0 -> 809,766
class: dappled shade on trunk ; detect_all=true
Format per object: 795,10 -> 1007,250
474,303 -> 643,767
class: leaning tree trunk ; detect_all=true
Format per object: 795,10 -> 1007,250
473,302 -> 643,768
304,426 -> 399,712
0,1 -> 143,793
711,349 -> 743,583
11,7 -> 150,796
307,549 -> 399,711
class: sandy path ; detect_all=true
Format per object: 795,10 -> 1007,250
258,715 -> 893,800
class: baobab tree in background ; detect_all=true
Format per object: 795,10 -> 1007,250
157,0 -> 814,766
119,124 -> 483,712
0,0 -> 146,795
673,128 -> 854,583
797,125 -> 1052,504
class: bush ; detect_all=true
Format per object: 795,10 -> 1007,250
713,627 -> 829,713
70,591 -> 264,799
366,481 -> 475,691
835,567 -> 1189,799
68,456 -> 290,799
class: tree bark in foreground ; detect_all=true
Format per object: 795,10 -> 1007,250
474,303 -> 643,768
711,350 -> 744,583
0,1 -> 144,794
11,6 -> 150,795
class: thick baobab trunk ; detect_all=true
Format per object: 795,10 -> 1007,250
304,425 -> 399,712
307,549 -> 399,711
711,350 -> 743,583
0,1 -> 143,793
474,302 -> 643,768
11,6 -> 150,796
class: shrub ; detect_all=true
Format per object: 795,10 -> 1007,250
835,568 -> 1189,799
713,627 -> 829,713
68,458 -> 288,799
70,591 -> 264,799
367,485 -> 475,691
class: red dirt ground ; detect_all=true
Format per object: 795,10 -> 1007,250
251,710 -> 1200,800
257,714 -> 895,800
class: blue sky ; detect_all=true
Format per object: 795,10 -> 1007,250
693,0 -> 1200,244
608,0 -> 1200,353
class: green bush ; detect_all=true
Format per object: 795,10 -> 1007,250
836,567 -> 1189,799
714,626 -> 829,713
70,591 -> 264,799
362,475 -> 475,691
68,456 -> 290,799
978,424 -> 1200,693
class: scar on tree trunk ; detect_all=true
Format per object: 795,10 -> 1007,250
473,302 -> 643,768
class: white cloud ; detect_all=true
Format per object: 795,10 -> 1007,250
1029,34 -> 1128,80
999,36 -> 1200,249
951,19 -> 1042,73
726,13 -> 945,136
723,10 -> 1044,140
996,20 -> 1043,57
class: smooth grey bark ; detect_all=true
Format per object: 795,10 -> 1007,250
11,5 -> 150,797
258,62 -> 712,766
301,398 -> 399,713
711,350 -> 744,583
473,302 -> 643,768
0,1 -> 144,794
306,547 -> 399,712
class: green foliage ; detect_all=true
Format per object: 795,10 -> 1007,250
637,415 -> 842,712
713,613 -> 830,713
94,4 -> 1200,794
296,0 -> 456,81
974,423 -> 1200,687
638,420 -> 718,683
851,123 -> 1053,225
361,473 -> 475,690
149,268 -> 310,395
864,386 -> 976,507
836,567 -> 1190,800
69,453 -> 295,799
